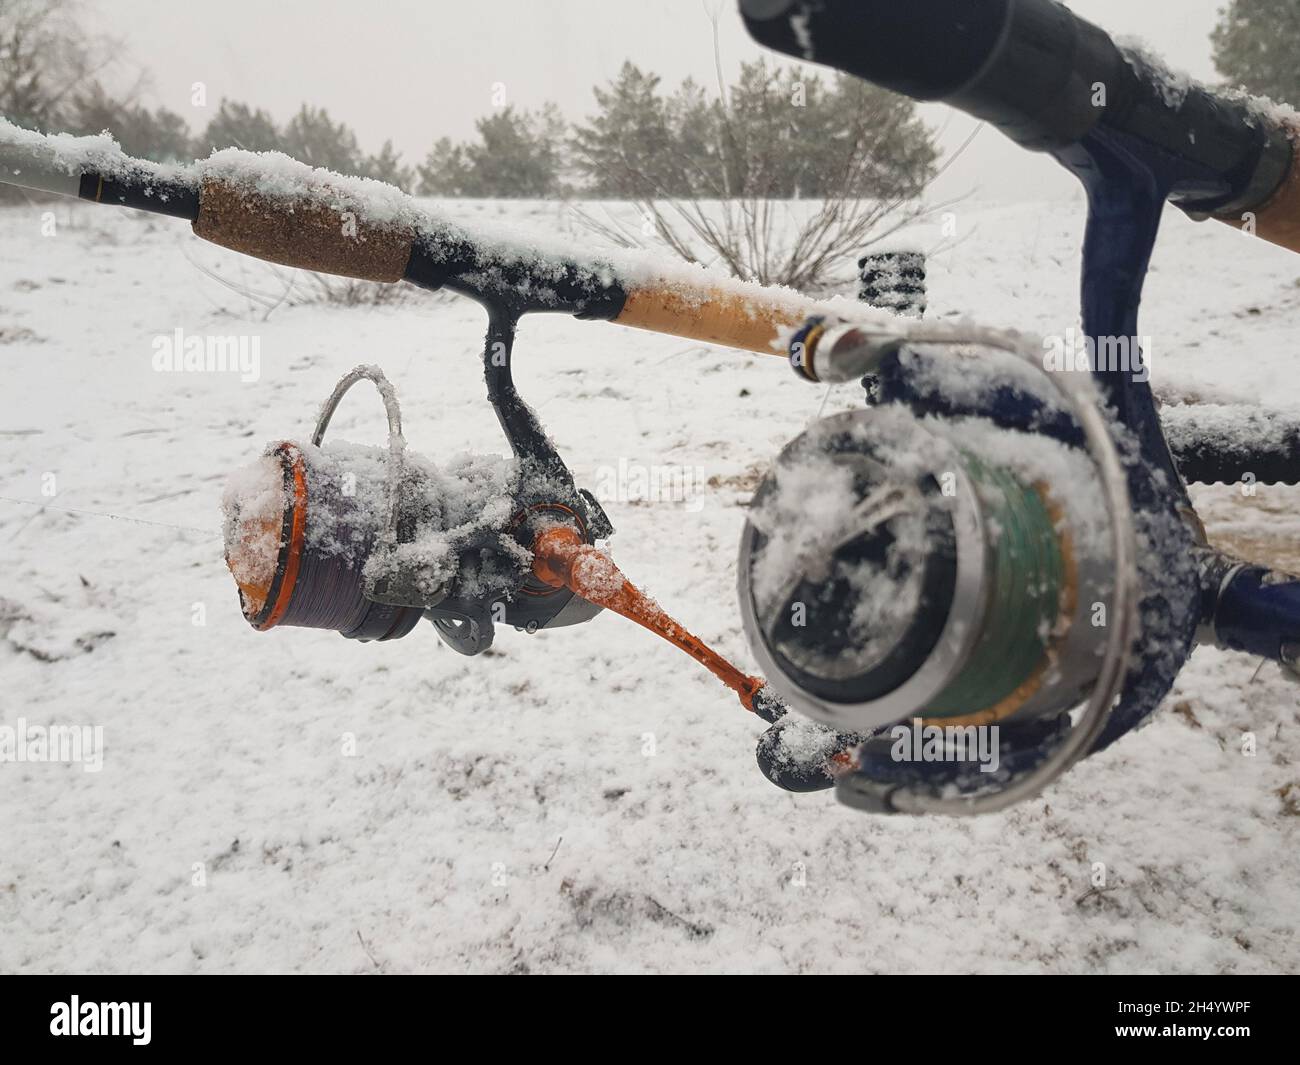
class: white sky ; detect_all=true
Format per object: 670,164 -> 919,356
96,0 -> 1230,200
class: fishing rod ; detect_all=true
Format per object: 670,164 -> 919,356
1,0 -> 1298,816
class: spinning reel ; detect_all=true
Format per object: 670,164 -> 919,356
738,321 -> 1138,813
221,309 -> 1139,818
223,362 -> 607,656
222,351 -> 788,722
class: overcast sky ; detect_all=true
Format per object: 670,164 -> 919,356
97,0 -> 1231,200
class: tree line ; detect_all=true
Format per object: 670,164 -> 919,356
3,60 -> 939,202
1,3 -> 937,201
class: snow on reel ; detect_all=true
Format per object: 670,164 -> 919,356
740,407 -> 1114,737
737,322 -> 1142,814
222,365 -> 797,722
221,365 -> 611,656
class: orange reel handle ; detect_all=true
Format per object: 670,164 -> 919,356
531,525 -> 766,711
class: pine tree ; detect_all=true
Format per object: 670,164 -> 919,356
570,58 -> 935,202
571,63 -> 676,198
417,136 -> 473,196
466,106 -> 561,197
417,107 -> 566,198
1212,0 -> 1300,107
722,61 -> 809,198
667,78 -> 725,196
280,104 -> 362,173
67,84 -> 195,163
816,73 -> 938,199
201,99 -> 282,154
361,139 -> 414,191
107,104 -> 193,162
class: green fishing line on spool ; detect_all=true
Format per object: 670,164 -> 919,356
924,455 -> 1066,719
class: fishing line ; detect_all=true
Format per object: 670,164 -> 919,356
0,496 -> 216,538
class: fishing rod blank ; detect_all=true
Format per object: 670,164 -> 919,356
0,122 -> 833,360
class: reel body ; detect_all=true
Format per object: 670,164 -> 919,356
222,364 -> 790,721
222,367 -> 603,655
740,319 -> 1154,813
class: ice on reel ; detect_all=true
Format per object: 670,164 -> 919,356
739,320 -> 1140,814
221,366 -> 599,654
221,365 -> 812,753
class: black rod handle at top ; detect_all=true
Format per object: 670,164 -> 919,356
741,0 -> 1015,109
739,0 -> 1294,216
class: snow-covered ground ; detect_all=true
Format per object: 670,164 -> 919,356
1,192 -> 1298,974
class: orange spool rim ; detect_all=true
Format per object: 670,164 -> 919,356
242,443 -> 308,631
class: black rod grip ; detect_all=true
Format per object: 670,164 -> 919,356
740,0 -> 1104,149
741,0 -> 1013,104
739,0 -> 1293,214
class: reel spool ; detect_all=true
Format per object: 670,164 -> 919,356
223,441 -> 427,641
739,408 -> 1113,736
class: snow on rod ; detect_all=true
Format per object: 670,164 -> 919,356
0,111 -> 1146,815
0,118 -> 857,359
